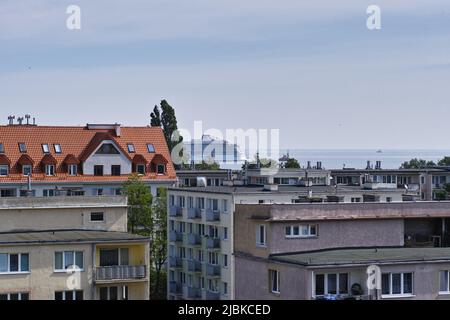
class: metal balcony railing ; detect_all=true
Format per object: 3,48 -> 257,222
205,209 -> 220,222
95,265 -> 147,281
205,290 -> 220,300
169,256 -> 183,269
206,264 -> 221,277
187,259 -> 202,273
169,230 -> 183,243
187,287 -> 202,299
205,237 -> 221,249
187,207 -> 202,219
187,233 -> 202,246
169,206 -> 182,217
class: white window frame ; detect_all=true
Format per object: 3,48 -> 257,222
285,224 -> 318,238
314,273 -> 349,297
45,164 -> 55,176
256,225 -> 267,247
54,251 -> 84,272
223,227 -> 228,241
43,189 -> 56,197
223,254 -> 228,268
439,270 -> 450,295
269,269 -> 280,294
0,292 -> 29,300
42,144 -> 50,154
55,290 -> 83,300
22,165 -> 32,176
157,164 -> 165,175
0,253 -> 29,274
222,199 -> 228,213
54,144 -> 62,154
381,272 -> 414,298
68,164 -> 77,176
136,164 -> 145,175
0,165 -> 8,176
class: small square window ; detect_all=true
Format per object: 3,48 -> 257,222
90,212 -> 104,222
147,144 -> 155,153
127,144 -> 135,153
42,144 -> 50,153
157,164 -> 165,174
137,164 -> 146,175
54,144 -> 62,154
19,143 -> 27,153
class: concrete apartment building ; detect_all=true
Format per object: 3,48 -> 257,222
234,202 -> 450,300
0,122 -> 176,198
0,196 -> 150,300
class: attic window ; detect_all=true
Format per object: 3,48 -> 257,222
19,143 -> 27,153
54,144 -> 62,154
42,144 -> 50,154
0,144 -> 3,153
127,144 -> 135,153
95,143 -> 120,155
147,144 -> 155,153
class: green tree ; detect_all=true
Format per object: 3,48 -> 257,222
123,174 -> 153,234
195,160 -> 221,170
438,157 -> 450,166
150,105 -> 162,127
150,100 -> 183,153
443,183 -> 450,194
400,158 -> 436,169
435,190 -> 448,201
284,158 -> 301,169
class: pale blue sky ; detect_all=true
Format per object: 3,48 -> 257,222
0,0 -> 449,149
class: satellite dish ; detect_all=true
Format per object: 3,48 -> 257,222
404,184 -> 409,190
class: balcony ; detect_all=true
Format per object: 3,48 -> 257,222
206,290 -> 220,300
169,230 -> 183,243
205,237 -> 221,250
169,281 -> 182,295
186,287 -> 202,299
187,259 -> 202,273
94,265 -> 147,282
206,264 -> 221,277
169,256 -> 183,269
187,207 -> 202,219
169,206 -> 182,217
205,209 -> 220,222
187,233 -> 202,246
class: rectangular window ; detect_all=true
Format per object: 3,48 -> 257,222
0,143 -> 4,153
0,165 -> 8,176
222,199 -> 228,212
94,165 -> 104,176
0,253 -> 29,273
256,225 -> 266,247
269,270 -> 280,294
197,198 -> 205,210
127,144 -> 135,153
157,164 -> 165,174
147,144 -> 155,153
19,143 -> 27,153
43,189 -> 56,197
22,165 -> 32,176
223,254 -> 228,268
55,290 -> 83,301
440,271 -> 450,293
90,212 -> 104,222
111,165 -> 121,176
223,227 -> 228,240
54,144 -> 62,154
69,164 -> 77,176
42,144 -> 50,153
45,165 -> 55,176
315,273 -> 348,296
0,293 -> 29,301
54,251 -> 84,271
223,282 -> 228,295
285,224 -> 318,238
137,164 -> 145,175
381,273 -> 413,297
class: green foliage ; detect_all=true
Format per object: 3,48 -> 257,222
150,105 -> 161,127
150,99 -> 183,153
434,190 -> 448,201
438,157 -> 450,166
443,183 -> 450,194
400,158 -> 436,169
194,160 -> 221,170
123,174 -> 153,235
284,158 -> 301,169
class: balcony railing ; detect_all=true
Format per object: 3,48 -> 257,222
187,233 -> 202,246
206,290 -> 220,300
169,230 -> 183,243
95,265 -> 147,282
186,286 -> 202,299
187,259 -> 202,273
205,209 -> 220,222
169,281 -> 182,295
205,237 -> 221,250
169,206 -> 182,217
187,207 -> 202,219
169,256 -> 183,269
206,264 -> 221,277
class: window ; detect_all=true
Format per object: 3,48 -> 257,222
0,165 -> 8,176
386,197 -> 392,203
197,197 -> 205,210
54,251 -> 84,271
315,273 -> 348,297
440,271 -> 450,294
285,224 -> 318,238
0,253 -> 29,273
95,143 -> 120,154
381,273 -> 413,297
42,144 -> 50,153
223,282 -> 228,295
223,227 -> 228,240
45,164 -> 55,176
223,254 -> 228,268
207,199 -> 219,211
43,189 -> 56,197
99,286 -> 128,301
208,252 -> 219,265
147,144 -> 155,153
22,165 -> 32,176
94,165 -> 104,176
269,270 -> 280,294
90,212 -> 104,222
94,188 -> 103,196
18,143 -> 27,153
55,290 -> 83,301
0,143 -> 4,153
208,279 -> 218,293
111,165 -> 121,176
68,164 -> 77,176
54,144 -> 62,154
351,197 -> 361,203
0,293 -> 29,301
127,144 -> 135,153
137,164 -> 145,175
157,164 -> 165,174
222,199 -> 228,212
256,225 -> 266,247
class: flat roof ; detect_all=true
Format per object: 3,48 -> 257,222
271,247 -> 450,267
0,229 -> 149,245
0,196 -> 128,210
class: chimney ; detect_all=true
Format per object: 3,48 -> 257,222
366,161 -> 371,170
316,161 -> 322,170
307,161 -> 311,169
114,123 -> 121,137
376,161 -> 382,170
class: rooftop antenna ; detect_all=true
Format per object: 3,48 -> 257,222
7,115 -> 15,125
33,118 -> 36,125
25,114 -> 31,125
17,116 -> 24,125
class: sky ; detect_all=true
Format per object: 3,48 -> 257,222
0,0 -> 449,149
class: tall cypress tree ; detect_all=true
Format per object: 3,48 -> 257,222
150,100 -> 182,153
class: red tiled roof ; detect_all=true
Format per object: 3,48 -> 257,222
0,154 -> 11,165
40,154 -> 57,165
132,154 -> 148,164
0,125 -> 176,182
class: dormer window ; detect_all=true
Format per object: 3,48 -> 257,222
23,165 -> 32,176
0,143 -> 4,153
68,164 -> 77,176
157,164 -> 166,175
127,144 -> 135,153
54,144 -> 62,154
137,164 -> 146,175
45,164 -> 55,176
96,143 -> 120,155
19,143 -> 27,153
0,165 -> 8,176
42,144 -> 50,154
147,144 -> 155,153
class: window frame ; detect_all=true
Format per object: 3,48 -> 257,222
54,144 -> 62,154
55,290 -> 83,301
0,165 -> 8,177
440,270 -> 450,295
94,165 -> 104,176
136,164 -> 146,175
18,143 -> 27,153
285,224 -> 318,239
45,164 -> 55,176
157,164 -> 166,175
22,164 -> 32,176
269,269 -> 280,294
381,272 -> 414,298
42,144 -> 50,154
90,212 -> 105,222
256,224 -> 267,247
127,144 -> 135,153
54,251 -> 84,272
147,144 -> 155,153
111,165 -> 121,176
0,292 -> 30,301
68,164 -> 78,176
314,273 -> 349,298
0,253 -> 30,274
0,143 -> 4,153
